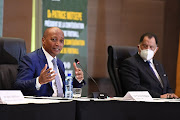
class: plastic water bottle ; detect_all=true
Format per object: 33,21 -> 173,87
65,73 -> 73,98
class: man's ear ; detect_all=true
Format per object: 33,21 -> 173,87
154,47 -> 159,54
137,45 -> 141,53
42,37 -> 45,45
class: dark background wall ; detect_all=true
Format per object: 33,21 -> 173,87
87,0 -> 180,95
163,0 -> 180,91
2,0 -> 180,96
3,0 -> 32,53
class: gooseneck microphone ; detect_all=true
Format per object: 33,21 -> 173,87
75,59 -> 100,92
75,59 -> 107,99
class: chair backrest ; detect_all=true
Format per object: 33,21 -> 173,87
0,37 -> 26,89
107,45 -> 138,96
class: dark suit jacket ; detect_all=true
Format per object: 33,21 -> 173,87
15,48 -> 85,96
119,53 -> 172,98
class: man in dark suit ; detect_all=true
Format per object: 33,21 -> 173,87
120,33 -> 178,98
15,27 -> 85,96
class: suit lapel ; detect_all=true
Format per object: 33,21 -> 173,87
37,48 -> 52,86
57,60 -> 65,93
143,61 -> 159,83
37,48 -> 48,69
57,61 -> 65,81
135,54 -> 163,88
153,60 -> 165,87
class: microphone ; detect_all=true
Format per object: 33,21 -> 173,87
75,59 -> 107,99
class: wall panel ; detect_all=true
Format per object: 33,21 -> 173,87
3,0 -> 32,53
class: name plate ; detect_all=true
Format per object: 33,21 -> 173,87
123,91 -> 153,101
0,90 -> 25,104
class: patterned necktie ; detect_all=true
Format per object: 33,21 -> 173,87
52,58 -> 63,97
146,60 -> 163,87
146,61 -> 156,76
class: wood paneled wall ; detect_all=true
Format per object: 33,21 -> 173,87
88,0 -> 165,77
88,0 -> 180,92
163,0 -> 180,91
3,0 -> 32,53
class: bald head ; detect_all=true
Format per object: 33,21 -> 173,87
42,27 -> 64,57
43,27 -> 64,39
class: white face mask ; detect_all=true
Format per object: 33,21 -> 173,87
139,47 -> 156,61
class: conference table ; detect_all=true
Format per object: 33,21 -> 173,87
1,97 -> 180,120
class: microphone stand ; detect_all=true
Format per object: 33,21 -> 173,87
75,59 -> 107,99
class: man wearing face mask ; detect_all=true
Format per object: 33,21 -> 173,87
119,33 -> 178,98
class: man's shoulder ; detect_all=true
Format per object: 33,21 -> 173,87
123,53 -> 138,62
120,54 -> 144,68
153,59 -> 163,66
26,48 -> 42,57
21,48 -> 43,62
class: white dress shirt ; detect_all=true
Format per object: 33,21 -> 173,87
146,59 -> 164,88
35,47 -> 63,97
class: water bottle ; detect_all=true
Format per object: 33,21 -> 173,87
65,73 -> 73,98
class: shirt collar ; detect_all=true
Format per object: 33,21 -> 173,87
143,59 -> 153,63
42,47 -> 56,61
138,52 -> 153,63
